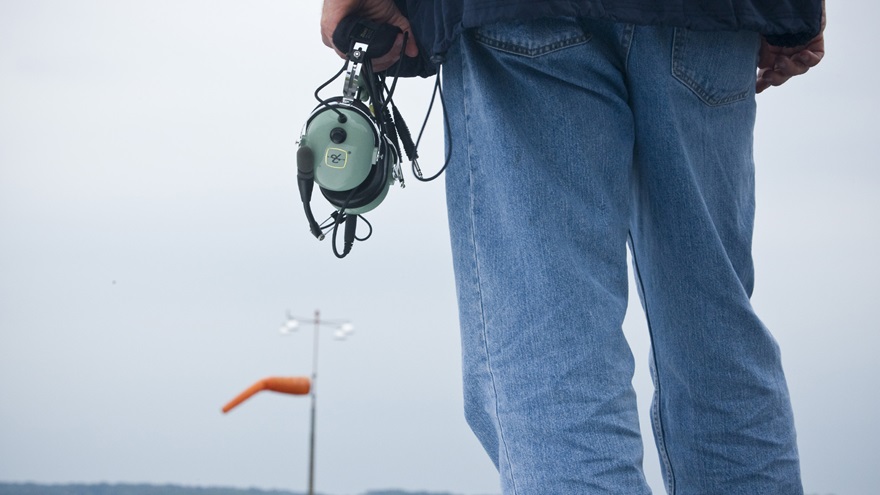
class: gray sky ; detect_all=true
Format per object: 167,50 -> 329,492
0,2 -> 877,495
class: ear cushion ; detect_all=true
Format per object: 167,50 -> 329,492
320,141 -> 393,210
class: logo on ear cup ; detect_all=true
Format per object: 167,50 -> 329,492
325,148 -> 348,169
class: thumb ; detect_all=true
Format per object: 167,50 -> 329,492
386,13 -> 419,57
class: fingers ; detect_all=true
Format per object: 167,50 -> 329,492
756,59 -> 803,93
406,34 -> 419,58
371,29 -> 420,72
321,14 -> 349,61
320,0 -> 419,69
756,1 -> 825,93
795,48 -> 824,68
756,46 -> 824,93
755,68 -> 774,94
755,70 -> 772,94
371,33 -> 406,72
388,17 -> 418,58
321,0 -> 361,56
374,13 -> 418,70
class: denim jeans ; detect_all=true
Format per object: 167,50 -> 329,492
442,17 -> 802,495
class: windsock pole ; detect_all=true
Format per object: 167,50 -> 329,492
227,309 -> 352,495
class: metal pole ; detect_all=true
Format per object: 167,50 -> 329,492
307,309 -> 319,495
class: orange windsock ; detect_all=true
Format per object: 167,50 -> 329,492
222,376 -> 311,413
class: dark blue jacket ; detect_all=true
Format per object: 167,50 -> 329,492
397,0 -> 822,72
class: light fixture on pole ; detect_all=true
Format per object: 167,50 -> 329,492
279,309 -> 353,495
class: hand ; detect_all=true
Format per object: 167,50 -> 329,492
756,1 -> 826,93
321,0 -> 419,72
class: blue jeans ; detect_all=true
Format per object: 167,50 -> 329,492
442,17 -> 802,495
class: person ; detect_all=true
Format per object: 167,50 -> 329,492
320,1 -> 826,493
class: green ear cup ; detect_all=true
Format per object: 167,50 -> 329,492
307,106 -> 378,192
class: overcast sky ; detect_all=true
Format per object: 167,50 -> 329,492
1,2 -> 877,495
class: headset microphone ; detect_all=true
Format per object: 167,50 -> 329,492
296,143 -> 324,240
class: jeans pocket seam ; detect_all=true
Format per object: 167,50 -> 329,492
671,28 -> 751,107
473,32 -> 591,58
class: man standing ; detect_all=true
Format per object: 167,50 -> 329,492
321,1 -> 825,493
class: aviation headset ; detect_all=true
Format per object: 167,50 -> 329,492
296,17 -> 448,258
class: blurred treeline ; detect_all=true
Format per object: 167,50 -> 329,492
0,484 -> 469,495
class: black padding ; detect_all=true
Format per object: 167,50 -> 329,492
321,155 -> 388,209
333,16 -> 400,59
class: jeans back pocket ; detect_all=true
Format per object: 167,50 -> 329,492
672,28 -> 760,106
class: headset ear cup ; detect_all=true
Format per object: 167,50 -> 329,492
306,99 -> 381,192
303,96 -> 397,215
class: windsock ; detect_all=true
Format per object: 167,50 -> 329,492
222,376 -> 311,413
